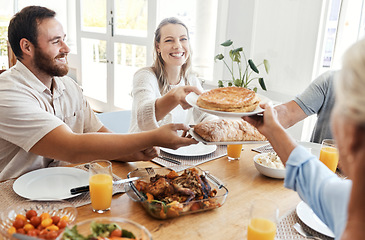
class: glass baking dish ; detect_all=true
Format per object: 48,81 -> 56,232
125,166 -> 228,219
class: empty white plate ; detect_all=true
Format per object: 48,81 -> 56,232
160,142 -> 217,157
296,201 -> 335,238
13,167 -> 89,200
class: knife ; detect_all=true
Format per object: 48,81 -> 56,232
70,176 -> 141,195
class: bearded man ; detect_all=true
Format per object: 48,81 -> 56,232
0,6 -> 196,181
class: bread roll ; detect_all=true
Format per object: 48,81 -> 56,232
194,119 -> 266,142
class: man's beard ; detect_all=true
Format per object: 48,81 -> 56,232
34,48 -> 69,77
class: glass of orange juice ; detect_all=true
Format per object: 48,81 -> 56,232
89,160 -> 113,213
319,139 -> 339,172
247,199 -> 278,240
227,144 -> 243,161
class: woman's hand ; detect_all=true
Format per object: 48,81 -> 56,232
168,85 -> 202,110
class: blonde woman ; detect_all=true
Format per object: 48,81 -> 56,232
129,17 -> 215,133
244,38 -> 365,239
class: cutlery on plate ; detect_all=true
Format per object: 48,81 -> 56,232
293,223 -> 323,240
70,176 -> 141,195
158,155 -> 182,165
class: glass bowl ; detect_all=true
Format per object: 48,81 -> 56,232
59,217 -> 152,240
0,199 -> 77,240
125,166 -> 228,219
253,153 -> 286,179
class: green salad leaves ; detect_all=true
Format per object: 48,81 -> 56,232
62,221 -> 136,240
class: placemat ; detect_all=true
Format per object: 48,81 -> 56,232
152,145 -> 227,172
276,208 -> 334,240
0,164 -> 125,212
251,143 -> 275,153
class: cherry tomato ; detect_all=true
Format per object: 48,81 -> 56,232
13,219 -> 25,229
40,212 -> 51,221
15,214 -> 27,222
7,226 -> 16,235
30,216 -> 42,228
26,209 -> 37,220
16,228 -> 26,234
57,220 -> 67,229
51,216 -> 60,225
27,229 -> 40,237
23,223 -> 35,233
41,218 -> 53,228
46,230 -> 58,240
110,229 -> 122,237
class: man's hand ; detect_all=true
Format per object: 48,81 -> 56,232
115,147 -> 160,162
154,123 -> 198,149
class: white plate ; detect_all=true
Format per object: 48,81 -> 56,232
160,142 -> 217,156
296,201 -> 335,238
13,167 -> 89,200
189,128 -> 268,145
185,92 -> 271,118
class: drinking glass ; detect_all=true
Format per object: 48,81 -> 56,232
247,199 -> 278,240
89,160 -> 113,213
319,139 -> 339,172
227,144 -> 243,161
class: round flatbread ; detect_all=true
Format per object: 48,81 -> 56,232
197,86 -> 259,112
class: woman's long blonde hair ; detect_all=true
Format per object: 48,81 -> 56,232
152,17 -> 192,95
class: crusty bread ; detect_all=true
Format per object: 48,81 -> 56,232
194,119 -> 266,142
197,87 -> 259,112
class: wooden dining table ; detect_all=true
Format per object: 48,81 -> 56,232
75,143 -> 301,240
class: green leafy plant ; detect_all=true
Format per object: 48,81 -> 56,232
215,39 -> 270,92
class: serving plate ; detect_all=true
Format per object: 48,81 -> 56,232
160,142 -> 217,156
186,92 -> 271,118
189,128 -> 268,145
13,167 -> 89,200
125,166 -> 228,219
296,201 -> 335,238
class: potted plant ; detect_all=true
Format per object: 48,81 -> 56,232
215,39 -> 270,92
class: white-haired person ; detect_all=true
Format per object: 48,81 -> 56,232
244,38 -> 365,239
129,17 -> 215,133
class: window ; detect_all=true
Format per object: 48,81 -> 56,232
74,0 -> 218,112
0,1 -> 13,69
0,1 -> 219,112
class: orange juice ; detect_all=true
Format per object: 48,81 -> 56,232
227,144 -> 242,160
319,146 -> 339,172
89,173 -> 113,211
247,217 -> 276,240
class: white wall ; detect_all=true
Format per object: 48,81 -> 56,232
210,0 -> 329,140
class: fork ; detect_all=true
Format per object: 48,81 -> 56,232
293,223 -> 323,240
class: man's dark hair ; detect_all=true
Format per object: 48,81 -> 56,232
8,6 -> 56,60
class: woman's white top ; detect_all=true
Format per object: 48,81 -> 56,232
129,68 -> 216,133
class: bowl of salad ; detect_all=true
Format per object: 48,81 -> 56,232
60,217 -> 152,240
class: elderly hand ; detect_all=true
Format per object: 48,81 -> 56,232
243,103 -> 281,138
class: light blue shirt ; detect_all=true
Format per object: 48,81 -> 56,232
284,145 -> 352,239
